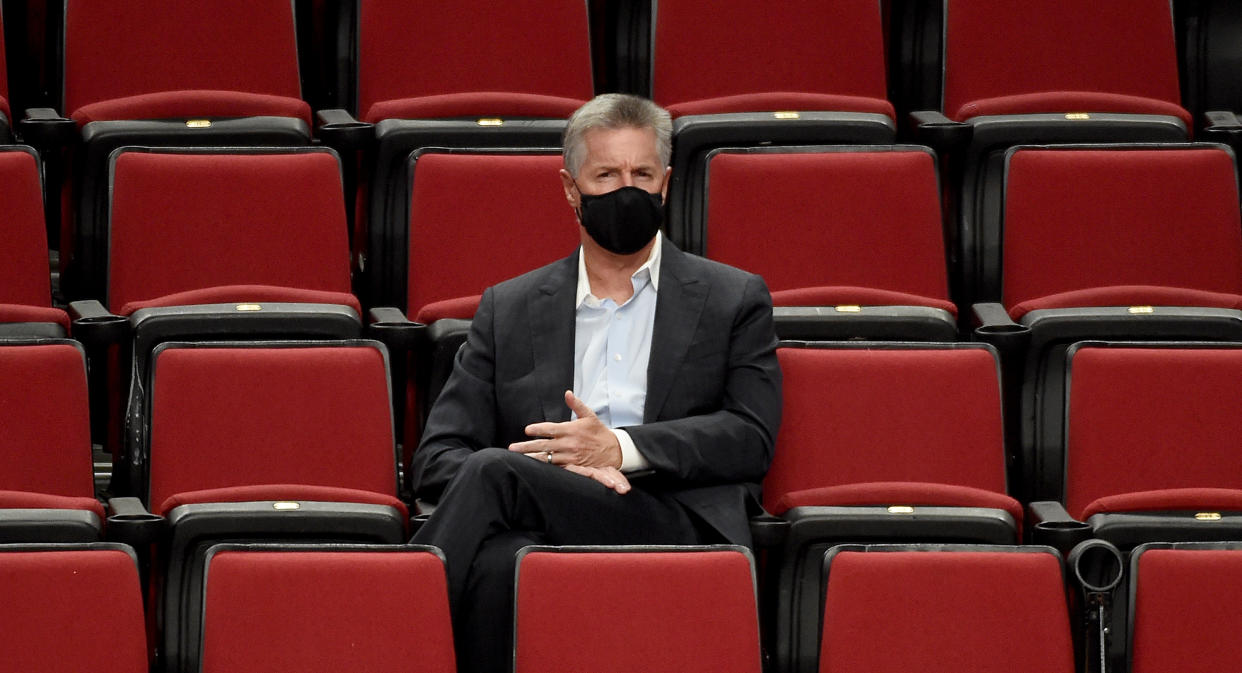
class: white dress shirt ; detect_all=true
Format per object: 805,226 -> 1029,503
573,236 -> 661,472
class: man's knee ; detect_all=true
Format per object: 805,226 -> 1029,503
457,447 -> 539,487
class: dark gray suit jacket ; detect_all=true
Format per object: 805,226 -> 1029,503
409,237 -> 782,546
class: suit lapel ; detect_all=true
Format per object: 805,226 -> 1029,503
644,241 -> 708,422
529,252 -> 577,423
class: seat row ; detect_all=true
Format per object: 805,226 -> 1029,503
5,539 -> 1240,673
8,333 -> 1242,670
4,1 -> 1241,312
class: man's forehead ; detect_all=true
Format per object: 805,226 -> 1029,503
580,126 -> 661,166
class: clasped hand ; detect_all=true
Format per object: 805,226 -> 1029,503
508,390 -> 631,494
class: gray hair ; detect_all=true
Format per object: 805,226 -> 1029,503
563,94 -> 672,177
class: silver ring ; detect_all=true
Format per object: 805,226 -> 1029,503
545,450 -> 553,464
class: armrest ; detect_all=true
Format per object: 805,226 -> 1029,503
749,512 -> 791,548
1028,500 -> 1092,553
908,110 -> 971,151
19,107 -> 78,148
316,108 -> 374,152
1204,110 -> 1242,137
68,299 -> 130,347
106,496 -> 165,549
367,306 -> 426,354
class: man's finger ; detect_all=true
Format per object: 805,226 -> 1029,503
523,421 -> 565,438
564,390 -> 598,420
508,438 -> 558,454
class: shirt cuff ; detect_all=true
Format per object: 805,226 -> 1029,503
612,428 -> 650,472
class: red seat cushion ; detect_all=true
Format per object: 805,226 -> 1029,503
0,150 -> 54,308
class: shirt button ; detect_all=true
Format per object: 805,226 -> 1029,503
613,354 -> 622,361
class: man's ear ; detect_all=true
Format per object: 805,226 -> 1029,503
659,166 -> 672,201
559,168 -> 579,209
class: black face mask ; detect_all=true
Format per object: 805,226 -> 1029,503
576,185 -> 664,255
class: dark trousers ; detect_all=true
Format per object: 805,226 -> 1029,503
411,448 -> 705,673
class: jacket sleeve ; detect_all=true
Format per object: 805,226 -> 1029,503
623,272 -> 782,485
407,287 -> 501,501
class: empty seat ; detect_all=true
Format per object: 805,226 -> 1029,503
699,146 -> 955,340
912,0 -> 1193,307
48,0 -> 313,297
819,545 -> 1074,673
0,339 -> 103,542
0,146 -> 68,336
351,0 -> 592,278
765,342 -> 1020,673
941,0 -> 1188,127
972,144 -> 1242,501
1128,542 -> 1242,673
135,340 -> 408,673
0,543 -> 147,673
515,545 -> 761,673
69,147 -> 362,488
197,544 -> 454,673
102,147 -> 355,314
649,0 -> 896,235
1051,342 -> 1242,543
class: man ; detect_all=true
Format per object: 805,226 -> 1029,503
409,93 -> 782,673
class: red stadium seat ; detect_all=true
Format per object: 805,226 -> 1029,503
700,146 -> 955,340
351,0 -> 593,287
0,146 -> 68,336
138,340 -> 408,673
1061,343 -> 1242,539
1129,542 -> 1242,673
515,546 -> 761,673
199,544 -> 454,673
972,144 -> 1242,504
820,545 -> 1074,673
47,0 -> 313,299
649,0 -> 896,237
0,544 -> 147,673
0,339 -> 103,542
765,342 -> 1019,673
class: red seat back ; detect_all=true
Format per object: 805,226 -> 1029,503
0,546 -> 147,673
64,0 -> 303,119
515,547 -> 761,673
0,149 -> 52,308
0,342 -> 93,499
1065,346 -> 1242,519
202,547 -> 454,673
1002,147 -> 1242,317
821,547 -> 1074,673
653,0 -> 890,117
147,343 -> 398,515
765,346 -> 1008,516
705,148 -> 949,309
356,0 -> 592,122
107,149 -> 352,314
942,0 -> 1186,124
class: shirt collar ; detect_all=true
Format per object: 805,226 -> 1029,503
576,235 -> 662,307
